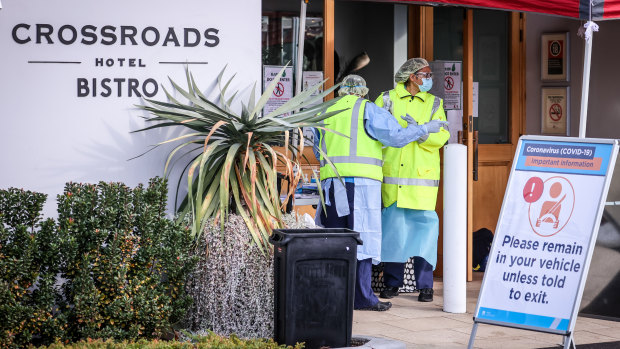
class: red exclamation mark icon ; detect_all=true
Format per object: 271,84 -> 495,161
523,177 -> 544,203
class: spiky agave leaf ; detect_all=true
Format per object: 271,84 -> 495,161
133,65 -> 344,253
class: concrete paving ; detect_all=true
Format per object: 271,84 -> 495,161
339,336 -> 406,349
352,273 -> 620,348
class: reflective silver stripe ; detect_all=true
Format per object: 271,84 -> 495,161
329,156 -> 382,166
320,126 -> 327,162
382,92 -> 393,114
349,98 -> 364,157
320,156 -> 382,167
431,96 -> 441,116
417,97 -> 443,144
320,98 -> 381,169
383,177 -> 439,187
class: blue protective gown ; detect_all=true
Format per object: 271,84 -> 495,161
381,204 -> 439,269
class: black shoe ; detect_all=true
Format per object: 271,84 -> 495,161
379,286 -> 400,299
356,301 -> 392,311
418,288 -> 434,302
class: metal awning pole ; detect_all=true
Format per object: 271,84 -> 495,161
579,1 -> 594,138
579,28 -> 594,138
295,0 -> 307,98
291,0 -> 307,174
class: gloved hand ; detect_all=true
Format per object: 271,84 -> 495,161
401,114 -> 418,126
423,120 -> 449,134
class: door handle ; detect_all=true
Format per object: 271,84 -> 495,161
458,115 -> 478,181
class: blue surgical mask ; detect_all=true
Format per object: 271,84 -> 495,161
419,78 -> 433,92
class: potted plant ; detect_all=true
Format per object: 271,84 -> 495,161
133,66 -> 340,250
133,66 -> 342,338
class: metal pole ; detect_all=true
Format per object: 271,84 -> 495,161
467,323 -> 478,349
578,29 -> 593,138
295,0 -> 307,98
563,333 -> 575,349
291,0 -> 307,193
579,1 -> 594,138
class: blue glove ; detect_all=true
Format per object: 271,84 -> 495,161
423,120 -> 449,134
401,114 -> 418,126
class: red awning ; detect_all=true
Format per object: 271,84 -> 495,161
380,0 -> 620,20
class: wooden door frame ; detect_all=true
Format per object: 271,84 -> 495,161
323,0 -> 335,101
408,6 -> 434,59
511,12 -> 527,147
463,9 -> 474,282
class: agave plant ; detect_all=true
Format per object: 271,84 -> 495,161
133,66 -> 343,254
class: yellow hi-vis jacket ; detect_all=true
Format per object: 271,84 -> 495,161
319,94 -> 383,181
375,82 -> 450,210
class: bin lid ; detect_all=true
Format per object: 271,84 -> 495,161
269,228 -> 363,246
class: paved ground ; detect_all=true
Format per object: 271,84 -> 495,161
352,273 -> 620,348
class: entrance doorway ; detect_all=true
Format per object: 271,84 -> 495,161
431,7 -> 526,280
320,1 -> 526,280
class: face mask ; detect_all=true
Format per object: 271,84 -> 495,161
418,78 -> 433,92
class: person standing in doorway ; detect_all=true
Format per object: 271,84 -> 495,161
375,58 -> 450,302
314,74 -> 447,311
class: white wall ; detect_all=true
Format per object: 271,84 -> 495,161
526,15 -> 620,203
0,0 -> 261,216
526,13 -> 620,139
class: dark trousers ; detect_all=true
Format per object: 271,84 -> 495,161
383,256 -> 434,290
319,181 -> 379,309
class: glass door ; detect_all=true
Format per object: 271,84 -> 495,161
433,7 -> 521,280
434,7 -> 510,145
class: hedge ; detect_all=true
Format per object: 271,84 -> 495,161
0,178 -> 196,348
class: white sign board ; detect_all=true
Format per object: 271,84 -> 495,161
0,0 -> 260,215
441,61 -> 461,110
475,136 -> 618,334
429,60 -> 461,110
301,71 -> 323,146
302,71 -> 324,107
263,65 -> 294,116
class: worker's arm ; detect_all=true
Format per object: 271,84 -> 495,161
312,127 -> 321,162
363,101 -> 429,148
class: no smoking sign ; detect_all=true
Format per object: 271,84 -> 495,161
444,76 -> 454,91
549,103 -> 562,121
273,82 -> 285,97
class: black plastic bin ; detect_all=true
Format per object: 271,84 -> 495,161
270,228 -> 362,349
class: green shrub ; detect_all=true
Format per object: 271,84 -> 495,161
0,188 -> 65,348
0,178 -> 196,347
40,332 -> 304,348
57,178 -> 196,342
